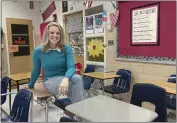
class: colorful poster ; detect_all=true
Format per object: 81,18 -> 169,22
85,15 -> 94,34
94,13 -> 103,33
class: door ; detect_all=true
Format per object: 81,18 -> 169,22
6,18 -> 34,74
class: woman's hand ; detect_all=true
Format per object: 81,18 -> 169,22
59,77 -> 69,96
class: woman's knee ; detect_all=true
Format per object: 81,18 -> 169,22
70,74 -> 83,84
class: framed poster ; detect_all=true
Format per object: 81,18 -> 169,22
85,15 -> 94,34
130,3 -> 160,46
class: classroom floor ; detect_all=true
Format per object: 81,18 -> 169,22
1,84 -> 176,122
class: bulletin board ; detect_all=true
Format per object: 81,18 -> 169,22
116,1 -> 176,64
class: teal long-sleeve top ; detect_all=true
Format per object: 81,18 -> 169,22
28,44 -> 76,88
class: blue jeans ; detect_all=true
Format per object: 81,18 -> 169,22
44,74 -> 85,103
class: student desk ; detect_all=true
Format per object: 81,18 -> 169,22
81,72 -> 121,95
140,80 -> 176,94
65,95 -> 158,122
28,82 -> 55,122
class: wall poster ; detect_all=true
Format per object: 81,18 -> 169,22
85,15 -> 94,34
131,3 -> 160,46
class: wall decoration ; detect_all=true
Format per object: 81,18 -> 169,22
110,9 -> 119,27
67,14 -> 83,33
8,45 -> 18,53
102,9 -> 107,22
41,1 -> 56,22
62,1 -> 68,13
69,32 -> 83,45
87,39 -> 104,58
85,15 -> 94,34
71,45 -> 84,56
117,1 -> 176,64
84,0 -> 93,8
94,13 -> 103,33
131,3 -> 160,46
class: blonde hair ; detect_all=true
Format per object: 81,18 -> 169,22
40,22 -> 65,52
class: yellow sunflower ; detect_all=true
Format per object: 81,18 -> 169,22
87,39 -> 104,57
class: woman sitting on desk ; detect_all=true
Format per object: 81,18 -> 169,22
26,22 -> 85,103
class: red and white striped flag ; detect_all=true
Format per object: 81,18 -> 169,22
110,9 -> 119,27
84,0 -> 92,8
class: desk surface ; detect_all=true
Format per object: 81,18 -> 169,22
8,72 -> 42,81
141,80 -> 176,94
8,72 -> 31,81
81,72 -> 120,80
66,95 -> 158,122
28,82 -> 54,98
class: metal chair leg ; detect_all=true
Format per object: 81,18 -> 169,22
1,108 -> 8,117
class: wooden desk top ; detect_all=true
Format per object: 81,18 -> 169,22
8,72 -> 31,81
140,80 -> 176,94
8,72 -> 42,81
28,82 -> 54,98
81,72 -> 121,80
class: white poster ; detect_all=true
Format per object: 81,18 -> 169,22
131,3 -> 159,45
94,13 -> 104,33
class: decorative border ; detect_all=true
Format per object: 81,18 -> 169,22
115,2 -> 176,65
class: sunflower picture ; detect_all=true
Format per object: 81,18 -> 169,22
87,38 -> 104,60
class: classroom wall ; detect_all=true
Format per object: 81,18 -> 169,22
106,1 -> 176,100
1,1 -> 41,76
118,1 -> 176,58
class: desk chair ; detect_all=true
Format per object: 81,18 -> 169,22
60,116 -> 77,122
1,76 -> 11,116
131,83 -> 167,122
103,69 -> 131,98
166,74 -> 176,110
1,89 -> 32,122
83,65 -> 95,97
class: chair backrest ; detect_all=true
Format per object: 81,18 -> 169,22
10,89 -> 32,122
167,74 -> 176,83
83,65 -> 95,90
112,69 -> 131,91
1,76 -> 10,105
60,116 -> 77,122
130,83 -> 167,122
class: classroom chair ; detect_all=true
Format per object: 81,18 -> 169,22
59,116 -> 78,122
1,89 -> 32,122
82,65 -> 95,97
103,69 -> 131,98
1,76 -> 11,116
166,74 -> 176,110
131,83 -> 167,122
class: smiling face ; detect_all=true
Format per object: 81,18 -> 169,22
48,25 -> 60,48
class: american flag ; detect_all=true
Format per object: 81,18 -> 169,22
102,9 -> 107,22
84,0 -> 92,8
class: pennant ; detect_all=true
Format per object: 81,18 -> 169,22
41,1 -> 56,22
